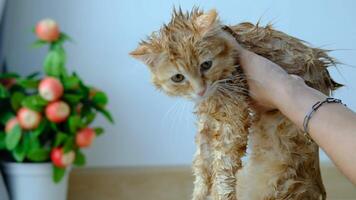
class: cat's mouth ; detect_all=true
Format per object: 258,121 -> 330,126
189,79 -> 217,102
192,83 -> 217,102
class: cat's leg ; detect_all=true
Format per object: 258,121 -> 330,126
211,123 -> 248,200
192,122 -> 213,200
192,153 -> 211,200
237,111 -> 326,200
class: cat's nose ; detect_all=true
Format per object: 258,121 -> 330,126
198,86 -> 207,96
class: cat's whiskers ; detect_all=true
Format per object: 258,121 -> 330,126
217,83 -> 250,97
215,74 -> 262,98
171,100 -> 186,136
221,83 -> 250,92
160,100 -> 180,128
160,99 -> 184,137
182,101 -> 195,134
178,100 -> 186,133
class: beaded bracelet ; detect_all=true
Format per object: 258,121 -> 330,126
303,97 -> 346,142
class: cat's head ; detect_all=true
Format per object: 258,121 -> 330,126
130,8 -> 239,101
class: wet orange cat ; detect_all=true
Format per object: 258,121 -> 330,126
131,8 -> 340,200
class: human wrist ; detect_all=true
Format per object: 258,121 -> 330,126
274,75 -> 327,128
265,70 -> 297,110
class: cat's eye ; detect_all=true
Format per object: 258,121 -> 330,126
200,60 -> 213,72
171,74 -> 185,83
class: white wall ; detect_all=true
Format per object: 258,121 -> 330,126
3,0 -> 356,167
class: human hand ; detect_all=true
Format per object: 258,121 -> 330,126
238,48 -> 305,112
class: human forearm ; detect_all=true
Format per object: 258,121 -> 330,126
276,78 -> 356,184
275,78 -> 326,129
239,48 -> 356,184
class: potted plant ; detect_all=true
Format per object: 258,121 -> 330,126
0,19 -> 113,200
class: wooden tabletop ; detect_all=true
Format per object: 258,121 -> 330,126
68,164 -> 356,200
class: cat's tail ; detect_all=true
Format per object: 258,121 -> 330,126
307,47 -> 343,95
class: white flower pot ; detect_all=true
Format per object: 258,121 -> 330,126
1,162 -> 70,200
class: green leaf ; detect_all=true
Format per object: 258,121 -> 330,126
0,132 -> 6,150
0,73 -> 20,79
53,166 -> 66,183
0,84 -> 9,98
28,135 -> 41,150
84,112 -> 96,125
94,127 -> 104,136
62,93 -> 83,104
21,95 -> 48,112
63,137 -> 74,153
62,76 -> 80,90
80,105 -> 91,117
74,150 -> 86,166
53,33 -> 73,47
16,78 -> 39,89
32,40 -> 47,48
50,122 -> 59,132
54,132 -> 68,147
44,47 -> 67,77
12,142 -> 26,162
32,120 -> 47,137
22,134 -> 31,152
68,115 -> 82,133
92,91 -> 108,105
5,125 -> 22,150
96,106 -> 114,123
26,72 -> 41,79
59,33 -> 73,42
27,148 -> 50,162
11,92 -> 26,111
0,112 -> 15,125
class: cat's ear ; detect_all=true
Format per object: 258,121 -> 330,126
195,9 -> 218,34
130,44 -> 159,66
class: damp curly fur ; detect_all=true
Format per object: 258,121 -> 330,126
131,7 -> 341,200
